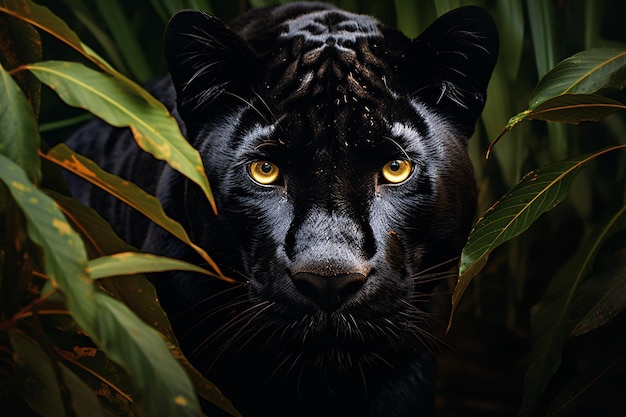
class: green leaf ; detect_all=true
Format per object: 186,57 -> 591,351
494,0 -> 524,80
94,0 -> 153,82
44,143 -> 225,278
50,195 -> 240,417
0,0 -> 148,104
26,60 -> 216,213
526,0 -> 557,79
10,332 -> 106,417
0,0 -> 109,72
522,93 -> 626,124
547,351 -> 625,417
529,48 -> 626,107
88,252 -> 221,280
570,257 -> 626,337
92,291 -> 202,417
0,12 -> 42,116
522,206 -> 626,414
0,63 -> 40,183
451,145 -> 626,325
50,190 -> 241,416
488,94 -> 626,158
488,48 -> 626,153
0,153 -> 92,321
0,154 -> 202,417
570,227 -> 626,337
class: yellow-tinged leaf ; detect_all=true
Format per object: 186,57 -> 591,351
52,218 -> 72,236
1,155 -> 202,417
25,60 -> 216,214
87,252 -> 221,280
51,191 -> 239,415
43,144 -> 226,280
0,0 -> 110,74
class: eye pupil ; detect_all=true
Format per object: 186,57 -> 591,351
389,161 -> 401,172
261,162 -> 273,173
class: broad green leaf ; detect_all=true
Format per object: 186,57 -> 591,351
0,154 -> 201,417
88,252 -> 221,280
180,360 -> 243,417
529,48 -> 626,107
44,143 -> 225,279
26,61 -> 215,213
488,94 -> 626,158
570,227 -> 626,337
0,12 -> 41,116
1,0 -> 155,106
519,94 -> 624,125
522,206 -> 626,414
0,0 -> 109,72
547,351 -> 625,417
451,145 -> 626,325
11,332 -> 106,417
51,317 -> 141,417
91,290 -> 202,417
488,48 -> 626,153
0,63 -> 40,183
0,153 -> 93,323
570,257 -> 626,336
50,190 -> 241,416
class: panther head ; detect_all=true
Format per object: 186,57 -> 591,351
150,4 -> 497,415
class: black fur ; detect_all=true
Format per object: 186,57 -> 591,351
65,3 -> 497,416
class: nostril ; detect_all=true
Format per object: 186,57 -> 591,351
293,275 -> 320,301
291,272 -> 367,311
340,275 -> 366,300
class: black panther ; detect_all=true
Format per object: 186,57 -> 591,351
65,3 -> 498,416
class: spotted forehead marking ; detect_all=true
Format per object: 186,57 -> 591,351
279,9 -> 381,52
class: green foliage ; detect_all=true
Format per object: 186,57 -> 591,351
455,38 -> 626,415
27,60 -> 217,214
1,0 -> 626,416
453,146 -> 626,321
0,0 -> 236,416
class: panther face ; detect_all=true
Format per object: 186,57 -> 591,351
148,4 -> 498,415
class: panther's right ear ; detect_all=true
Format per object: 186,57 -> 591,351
164,10 -> 256,128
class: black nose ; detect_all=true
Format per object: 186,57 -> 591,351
291,272 -> 367,311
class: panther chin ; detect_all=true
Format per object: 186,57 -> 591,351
65,2 -> 498,416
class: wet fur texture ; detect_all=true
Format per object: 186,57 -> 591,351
65,3 -> 498,416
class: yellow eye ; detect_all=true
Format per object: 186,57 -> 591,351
381,160 -> 412,184
249,161 -> 281,185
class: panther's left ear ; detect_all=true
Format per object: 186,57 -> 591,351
409,6 -> 499,135
164,10 -> 256,130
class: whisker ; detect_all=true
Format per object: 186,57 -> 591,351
177,295 -> 250,341
190,300 -> 265,358
203,300 -> 275,370
172,283 -> 247,321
